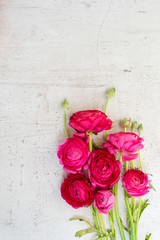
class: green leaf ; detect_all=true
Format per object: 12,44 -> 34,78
149,183 -> 156,192
69,218 -> 94,228
145,233 -> 152,240
75,228 -> 97,238
139,199 -> 150,218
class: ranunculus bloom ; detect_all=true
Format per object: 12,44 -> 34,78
57,133 -> 89,173
103,132 -> 144,162
122,169 -> 152,197
61,173 -> 94,209
85,149 -> 121,189
69,110 -> 112,133
94,190 -> 116,214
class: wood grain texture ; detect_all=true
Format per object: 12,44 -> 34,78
0,0 -> 160,239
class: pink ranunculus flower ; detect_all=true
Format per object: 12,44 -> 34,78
61,173 -> 94,209
103,132 -> 144,162
69,110 -> 112,133
57,133 -> 89,173
85,149 -> 121,189
122,169 -> 152,197
94,190 -> 116,214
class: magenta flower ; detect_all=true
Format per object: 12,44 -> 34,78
85,149 -> 121,189
57,133 -> 89,173
94,190 -> 116,214
61,173 -> 94,209
103,132 -> 144,162
122,169 -> 152,197
69,110 -> 112,133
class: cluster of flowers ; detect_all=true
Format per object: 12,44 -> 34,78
57,90 -> 152,240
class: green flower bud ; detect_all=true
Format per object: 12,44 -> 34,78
61,98 -> 70,110
138,124 -> 143,131
106,88 -> 116,98
132,121 -> 139,129
121,118 -> 132,128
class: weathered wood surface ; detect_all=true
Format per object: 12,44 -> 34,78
0,0 -> 160,239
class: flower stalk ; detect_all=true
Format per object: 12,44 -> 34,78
64,110 -> 69,138
88,131 -> 104,238
135,197 -> 141,240
124,191 -> 136,240
114,152 -> 126,240
61,99 -> 70,138
105,88 -> 116,137
108,210 -> 116,240
135,126 -> 143,239
90,204 -> 101,238
95,208 -> 108,240
88,131 -> 93,152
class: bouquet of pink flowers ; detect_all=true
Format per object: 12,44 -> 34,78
57,88 -> 154,240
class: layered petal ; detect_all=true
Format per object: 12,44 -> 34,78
94,190 -> 116,214
85,149 -> 121,189
69,110 -> 112,133
122,169 -> 152,197
57,133 -> 89,173
61,173 -> 94,208
103,132 -> 144,162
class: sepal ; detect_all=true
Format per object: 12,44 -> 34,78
145,233 -> 152,240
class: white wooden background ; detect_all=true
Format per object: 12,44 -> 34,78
0,0 -> 160,239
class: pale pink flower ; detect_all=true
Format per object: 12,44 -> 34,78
103,132 -> 144,162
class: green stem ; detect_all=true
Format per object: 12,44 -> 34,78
114,183 -> 126,240
138,131 -> 143,171
134,131 -> 143,240
131,160 -> 135,169
125,161 -> 128,171
105,130 -> 108,138
90,205 -> 101,237
89,135 -> 101,238
135,197 -> 141,240
64,110 -> 69,138
131,158 -> 135,216
138,151 -> 143,171
119,152 -> 122,163
124,160 -> 131,238
95,208 -> 108,240
88,132 -> 92,152
132,197 -> 135,215
114,152 -> 126,239
105,98 -> 110,138
124,191 -> 135,240
105,98 -> 110,115
108,210 -> 116,240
